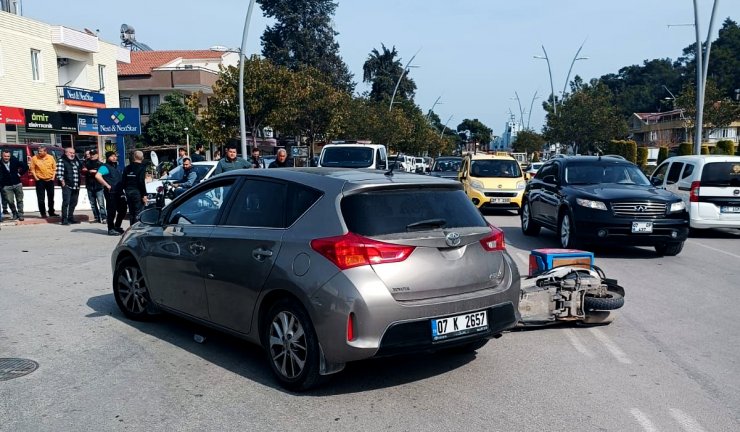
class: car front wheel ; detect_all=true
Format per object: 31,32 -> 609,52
558,212 -> 577,249
521,202 -> 541,236
113,257 -> 154,320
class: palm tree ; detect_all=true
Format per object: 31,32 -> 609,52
362,44 -> 416,102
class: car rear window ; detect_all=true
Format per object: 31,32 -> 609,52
341,188 -> 487,236
701,162 -> 740,186
321,147 -> 373,168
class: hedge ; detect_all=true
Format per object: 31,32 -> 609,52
658,147 -> 669,165
678,142 -> 693,155
636,147 -> 648,167
715,140 -> 736,155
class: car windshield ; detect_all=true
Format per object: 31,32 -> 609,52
700,162 -> 740,187
342,188 -> 487,236
165,165 -> 211,182
470,159 -> 521,178
565,163 -> 650,186
432,159 -> 462,172
321,147 -> 373,168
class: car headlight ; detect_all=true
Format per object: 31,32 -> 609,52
516,181 -> 526,190
470,180 -> 485,190
576,198 -> 607,211
670,201 -> 686,212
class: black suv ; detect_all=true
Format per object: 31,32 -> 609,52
521,156 -> 689,255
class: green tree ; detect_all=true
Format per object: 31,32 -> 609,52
658,146 -> 669,165
258,0 -> 354,93
675,78 -> 740,139
142,92 -> 200,147
637,147 -> 648,167
457,119 -> 492,147
513,130 -> 545,155
362,44 -> 416,103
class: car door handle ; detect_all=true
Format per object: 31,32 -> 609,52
189,242 -> 206,255
252,248 -> 273,261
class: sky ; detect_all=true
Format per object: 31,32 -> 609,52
23,0 -> 739,137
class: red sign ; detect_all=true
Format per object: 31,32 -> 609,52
0,106 -> 26,125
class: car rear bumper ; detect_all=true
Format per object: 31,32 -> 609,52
689,203 -> 740,229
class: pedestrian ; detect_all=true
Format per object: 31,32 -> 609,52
212,149 -> 221,161
191,143 -> 206,162
30,146 -> 58,218
95,151 -> 127,235
123,150 -> 148,224
172,157 -> 198,197
176,148 -> 187,166
84,149 -> 107,223
250,147 -> 266,168
213,145 -> 250,174
0,148 -> 28,221
268,148 -> 290,168
56,147 -> 83,225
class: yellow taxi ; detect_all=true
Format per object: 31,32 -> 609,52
458,153 -> 527,211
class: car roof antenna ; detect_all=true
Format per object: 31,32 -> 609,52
385,152 -> 402,178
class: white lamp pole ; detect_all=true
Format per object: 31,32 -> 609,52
238,0 -> 257,158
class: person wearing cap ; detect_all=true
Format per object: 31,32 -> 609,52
84,149 -> 107,223
95,151 -> 127,235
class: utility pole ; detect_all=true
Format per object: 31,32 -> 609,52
692,0 -> 720,155
390,48 -> 421,112
238,0 -> 257,158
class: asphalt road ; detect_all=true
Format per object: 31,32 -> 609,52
0,216 -> 738,432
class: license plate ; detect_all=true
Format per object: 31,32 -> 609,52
631,221 -> 653,233
490,198 -> 511,204
720,206 -> 740,213
431,310 -> 488,341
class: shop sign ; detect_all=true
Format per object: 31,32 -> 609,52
77,115 -> 98,136
24,109 -> 77,132
97,108 -> 141,135
0,106 -> 26,125
62,87 -> 106,109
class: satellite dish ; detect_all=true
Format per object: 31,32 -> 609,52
150,151 -> 159,167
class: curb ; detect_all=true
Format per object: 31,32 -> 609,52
0,212 -> 94,227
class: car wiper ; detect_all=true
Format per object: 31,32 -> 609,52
406,218 -> 447,231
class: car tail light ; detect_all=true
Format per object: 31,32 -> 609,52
310,232 -> 415,270
480,225 -> 506,251
689,181 -> 701,203
347,313 -> 356,341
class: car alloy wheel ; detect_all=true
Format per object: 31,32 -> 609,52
559,213 -> 575,248
113,258 -> 152,320
521,202 -> 541,236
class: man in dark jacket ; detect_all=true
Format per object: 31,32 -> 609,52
250,147 -> 266,168
0,148 -> 28,221
55,147 -> 83,225
191,143 -> 206,162
123,150 -> 148,224
84,149 -> 107,223
268,148 -> 290,168
95,151 -> 127,235
213,145 -> 250,174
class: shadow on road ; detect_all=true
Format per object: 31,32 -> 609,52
86,293 -> 478,395
689,228 -> 740,239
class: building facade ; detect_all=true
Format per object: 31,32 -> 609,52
0,10 -> 130,154
629,109 -> 739,149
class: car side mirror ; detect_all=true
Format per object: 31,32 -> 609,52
138,207 -> 161,225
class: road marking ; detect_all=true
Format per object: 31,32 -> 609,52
630,408 -> 659,432
669,408 -> 707,432
687,240 -> 740,260
588,328 -> 632,364
564,328 -> 594,358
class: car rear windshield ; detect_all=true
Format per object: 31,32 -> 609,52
701,162 -> 740,186
471,159 -> 521,178
341,188 -> 487,236
432,159 -> 461,172
565,163 -> 650,186
321,147 -> 373,168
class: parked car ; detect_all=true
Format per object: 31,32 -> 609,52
414,157 -> 429,173
524,162 -> 544,180
459,153 -> 526,211
112,168 -> 521,390
0,142 -> 64,187
318,143 -> 388,170
145,161 -> 218,206
429,157 -> 462,179
521,156 -> 689,255
649,155 -> 740,230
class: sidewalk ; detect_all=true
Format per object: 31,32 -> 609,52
0,210 -> 94,227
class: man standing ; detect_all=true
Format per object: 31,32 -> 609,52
123,150 -> 148,224
0,148 -> 28,221
268,148 -> 290,168
250,147 -> 266,168
176,148 -> 187,166
95,151 -> 127,235
213,145 -> 250,174
56,147 -> 83,225
173,157 -> 198,197
84,149 -> 107,223
30,146 -> 58,218
191,144 -> 206,162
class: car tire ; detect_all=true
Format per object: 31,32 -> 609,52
584,290 -> 625,311
263,298 -> 322,392
655,241 -> 684,256
521,202 -> 541,236
558,211 -> 577,249
113,257 -> 155,321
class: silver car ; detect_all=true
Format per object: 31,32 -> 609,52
111,168 -> 521,390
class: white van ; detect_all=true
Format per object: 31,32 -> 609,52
650,155 -> 740,229
318,143 -> 388,169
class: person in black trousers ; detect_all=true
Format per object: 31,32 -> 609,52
95,151 -> 127,235
122,150 -> 148,224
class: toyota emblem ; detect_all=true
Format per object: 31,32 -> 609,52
634,205 -> 647,212
445,232 -> 461,247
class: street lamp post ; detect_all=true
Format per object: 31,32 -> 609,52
692,0 -> 720,155
533,46 -> 556,116
389,48 -> 421,112
426,95 -> 442,122
527,90 -> 539,130
184,127 -> 190,157
439,115 -> 454,138
561,41 -> 588,100
238,0 -> 257,158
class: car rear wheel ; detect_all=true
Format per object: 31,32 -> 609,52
558,212 -> 577,248
655,241 -> 684,256
113,258 -> 154,320
521,202 -> 541,236
264,299 -> 322,391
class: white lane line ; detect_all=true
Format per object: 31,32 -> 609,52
687,240 -> 740,260
669,408 -> 707,432
588,328 -> 632,364
564,328 -> 594,358
630,408 -> 659,432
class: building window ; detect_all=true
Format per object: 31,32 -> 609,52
31,49 -> 42,81
120,97 -> 132,108
139,95 -> 160,115
98,64 -> 106,91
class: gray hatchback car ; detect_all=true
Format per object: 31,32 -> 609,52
111,168 -> 521,390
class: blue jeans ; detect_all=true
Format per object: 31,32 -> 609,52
87,188 -> 107,221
